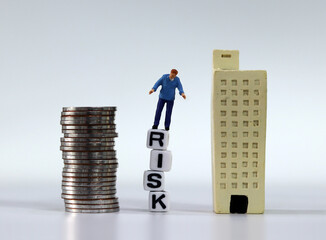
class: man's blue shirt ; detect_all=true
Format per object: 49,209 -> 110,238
152,74 -> 184,101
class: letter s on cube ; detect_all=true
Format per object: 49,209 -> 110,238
143,170 -> 165,191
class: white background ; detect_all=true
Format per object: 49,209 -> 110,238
0,0 -> 325,239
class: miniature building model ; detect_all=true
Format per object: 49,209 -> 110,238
211,50 -> 267,214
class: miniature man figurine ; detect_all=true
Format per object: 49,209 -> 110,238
149,69 -> 186,131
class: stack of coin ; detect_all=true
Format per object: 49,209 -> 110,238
60,106 -> 119,213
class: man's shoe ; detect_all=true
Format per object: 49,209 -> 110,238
152,125 -> 158,129
165,127 -> 169,131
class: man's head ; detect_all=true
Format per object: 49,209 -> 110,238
169,69 -> 178,79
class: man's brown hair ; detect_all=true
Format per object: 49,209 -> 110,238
171,69 -> 178,75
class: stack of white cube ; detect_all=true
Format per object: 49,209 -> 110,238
144,129 -> 172,212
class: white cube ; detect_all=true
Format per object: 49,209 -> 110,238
149,191 -> 170,212
146,129 -> 169,150
150,150 -> 172,172
143,170 -> 165,191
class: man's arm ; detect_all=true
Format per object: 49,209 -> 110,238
177,78 -> 186,99
149,75 -> 164,94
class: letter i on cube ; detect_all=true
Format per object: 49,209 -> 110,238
150,150 -> 172,172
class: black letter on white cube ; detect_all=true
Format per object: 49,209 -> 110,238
143,170 -> 165,191
150,132 -> 164,147
146,129 -> 169,150
149,191 -> 170,212
150,150 -> 172,172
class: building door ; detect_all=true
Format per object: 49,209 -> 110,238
230,195 -> 248,213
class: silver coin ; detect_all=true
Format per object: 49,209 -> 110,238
63,159 -> 118,164
63,154 -> 116,159
64,203 -> 120,209
62,178 -> 117,184
62,151 -> 116,156
64,198 -> 118,204
64,163 -> 118,168
62,155 -> 116,159
63,171 -> 117,175
63,166 -> 118,171
62,176 -> 116,182
61,141 -> 115,147
62,184 -> 117,190
63,172 -> 116,176
62,175 -> 116,180
60,146 -> 115,151
62,107 -> 117,112
62,193 -> 117,200
65,203 -> 119,209
61,112 -> 115,117
63,160 -> 118,166
65,207 -> 119,213
62,178 -> 116,183
62,185 -> 116,191
62,189 -> 117,195
61,115 -> 115,120
62,151 -> 116,155
62,129 -> 116,134
63,167 -> 116,173
62,125 -> 116,130
61,120 -> 115,125
60,117 -> 116,122
62,130 -> 116,135
61,137 -> 115,142
61,124 -> 115,128
62,184 -> 116,189
62,172 -> 116,177
62,171 -> 116,177
63,133 -> 118,138
62,176 -> 116,186
62,182 -> 116,187
62,180 -> 116,186
61,194 -> 116,201
60,145 -> 115,151
61,113 -> 115,118
60,122 -> 116,127
62,155 -> 117,160
63,188 -> 117,195
62,181 -> 116,187
61,119 -> 115,125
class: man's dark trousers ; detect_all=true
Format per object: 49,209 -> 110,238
154,98 -> 174,128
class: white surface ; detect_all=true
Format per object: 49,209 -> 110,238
1,183 -> 325,240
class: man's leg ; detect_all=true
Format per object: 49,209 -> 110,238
164,100 -> 174,130
153,98 -> 166,128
